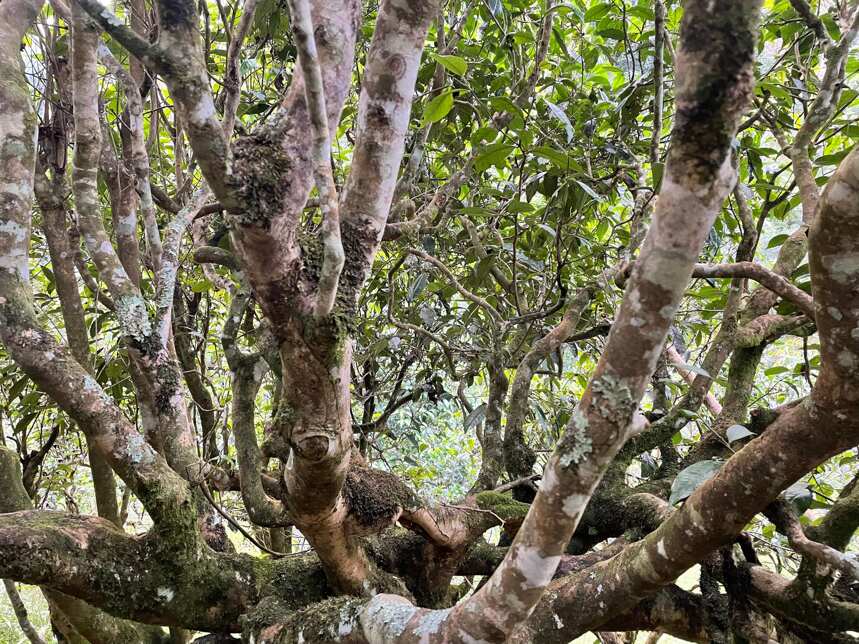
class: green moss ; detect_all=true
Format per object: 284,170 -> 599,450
298,309 -> 353,369
475,491 -> 530,522
243,596 -> 364,643
0,447 -> 31,512
502,428 -> 537,480
158,0 -> 196,29
229,124 -> 292,229
344,466 -> 420,530
272,401 -> 297,432
337,219 -> 380,307
255,553 -> 330,609
299,231 -> 324,285
153,360 -> 182,413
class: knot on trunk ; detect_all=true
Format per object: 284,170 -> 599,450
291,430 -> 335,463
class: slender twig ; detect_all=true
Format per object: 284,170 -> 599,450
650,0 -> 665,174
2,580 -> 46,644
692,262 -> 815,319
789,0 -> 831,43
99,43 -> 162,270
766,498 -> 859,579
407,248 -> 503,322
387,258 -> 460,373
197,482 -> 298,558
492,474 -> 540,494
223,0 -> 260,138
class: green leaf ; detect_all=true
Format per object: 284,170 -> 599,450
239,102 -> 270,116
464,404 -> 487,431
594,218 -> 610,241
573,178 -> 602,202
475,143 -> 515,172
422,88 -> 454,126
433,54 -> 467,76
7,376 -> 28,401
474,255 -> 494,283
543,98 -> 574,143
407,273 -> 428,302
190,278 -> 212,293
488,96 -> 522,118
484,0 -> 502,17
537,223 -> 557,238
628,6 -> 654,21
14,412 -> 38,434
368,337 -> 389,357
815,150 -> 850,166
533,146 -> 582,171
532,402 -> 550,430
598,27 -> 625,40
669,460 -> 723,505
507,200 -> 534,214
584,3 -> 611,21
726,424 -> 755,443
767,233 -> 788,249
784,481 -> 813,514
470,127 -> 498,145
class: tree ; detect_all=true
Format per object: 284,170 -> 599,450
1,0 -> 859,641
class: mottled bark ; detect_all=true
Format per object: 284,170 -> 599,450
0,448 -> 171,643
35,170 -> 120,527
223,292 -> 291,527
286,0 -> 344,317
692,261 -> 815,318
470,359 -> 509,492
99,43 -> 162,269
339,0 -> 442,294
503,288 -> 593,482
0,15 -> 195,518
789,6 -> 859,224
766,499 -> 859,578
514,109 -> 859,644
267,0 -> 438,596
228,0 -> 361,324
266,1 -> 764,641
71,6 -> 225,494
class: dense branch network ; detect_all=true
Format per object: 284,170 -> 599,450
1,0 -> 859,643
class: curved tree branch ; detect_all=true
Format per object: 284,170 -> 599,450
693,261 -> 815,318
